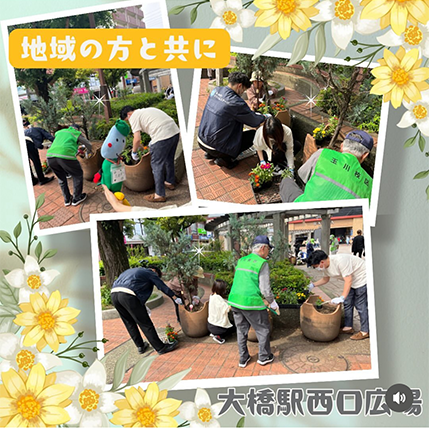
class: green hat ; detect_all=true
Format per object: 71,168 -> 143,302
115,119 -> 130,137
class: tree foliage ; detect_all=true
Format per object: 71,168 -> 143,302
143,216 -> 206,240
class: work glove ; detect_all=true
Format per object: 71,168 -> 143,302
264,113 -> 272,119
269,300 -> 279,310
331,296 -> 345,305
307,282 -> 315,292
289,167 -> 294,175
260,160 -> 267,166
131,151 -> 140,161
174,298 -> 183,305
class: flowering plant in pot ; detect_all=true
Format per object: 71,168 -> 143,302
248,162 -> 274,191
312,116 -> 339,145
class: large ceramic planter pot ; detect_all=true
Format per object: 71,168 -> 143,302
300,296 -> 341,342
275,110 -> 291,127
178,301 -> 209,338
78,141 -> 103,181
248,310 -> 273,342
124,152 -> 154,192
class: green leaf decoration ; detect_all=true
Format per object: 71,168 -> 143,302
236,417 -> 245,427
426,185 -> 429,200
111,349 -> 130,391
0,231 -> 12,243
252,33 -> 282,60
313,22 -> 327,66
419,134 -> 426,152
404,135 -> 417,148
35,242 -> 43,260
0,279 -> 19,306
190,6 -> 198,24
0,313 -> 20,334
413,170 -> 429,179
127,355 -> 157,386
169,5 -> 185,15
0,305 -> 21,317
2,269 -> 11,276
13,222 -> 22,239
288,30 -> 311,66
42,249 -> 58,260
35,193 -> 45,210
157,368 -> 191,391
37,215 -> 54,223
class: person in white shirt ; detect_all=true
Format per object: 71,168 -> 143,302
253,116 -> 295,175
120,105 -> 180,203
207,280 -> 234,344
307,250 -> 369,340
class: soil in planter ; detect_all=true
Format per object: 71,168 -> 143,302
314,305 -> 337,315
254,175 -> 283,204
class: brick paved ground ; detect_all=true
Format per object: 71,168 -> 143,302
102,245 -> 371,384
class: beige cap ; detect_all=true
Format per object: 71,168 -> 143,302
194,266 -> 205,278
250,71 -> 263,82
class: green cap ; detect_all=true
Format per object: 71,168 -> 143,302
115,119 -> 130,137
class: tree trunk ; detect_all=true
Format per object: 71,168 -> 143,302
97,221 -> 129,288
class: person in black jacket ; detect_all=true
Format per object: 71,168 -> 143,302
198,72 -> 267,169
352,230 -> 365,258
111,265 -> 183,355
23,119 -> 55,186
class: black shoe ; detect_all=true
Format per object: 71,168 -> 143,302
257,354 -> 274,366
64,197 -> 72,207
72,193 -> 87,206
32,178 -> 39,186
40,176 -> 54,185
238,356 -> 251,368
214,158 -> 238,169
137,342 -> 149,354
204,153 -> 216,160
157,340 -> 178,355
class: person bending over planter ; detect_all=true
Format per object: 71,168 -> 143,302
198,72 -> 268,170
307,250 -> 369,340
111,264 -> 183,355
207,279 -> 234,344
120,105 -> 180,203
47,124 -> 93,207
279,130 -> 373,203
228,235 -> 279,368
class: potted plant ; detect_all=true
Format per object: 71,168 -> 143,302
248,162 -> 275,192
315,297 -> 323,310
165,324 -> 179,344
312,116 -> 339,147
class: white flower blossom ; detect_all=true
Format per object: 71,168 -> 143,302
5,255 -> 59,303
313,0 -> 379,50
397,89 -> 429,136
179,388 -> 223,427
210,0 -> 256,43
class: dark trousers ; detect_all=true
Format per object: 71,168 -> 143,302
207,322 -> 235,338
150,133 -> 180,197
353,250 -> 363,258
199,130 -> 256,164
27,142 -> 46,183
344,285 -> 369,333
47,157 -> 83,202
111,292 -> 165,351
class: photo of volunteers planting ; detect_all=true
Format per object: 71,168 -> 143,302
98,205 -> 372,382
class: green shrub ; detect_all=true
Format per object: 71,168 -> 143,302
99,260 -> 105,276
110,93 -> 164,118
214,271 -> 235,295
101,286 -> 111,307
200,251 -> 235,272
152,99 -> 178,124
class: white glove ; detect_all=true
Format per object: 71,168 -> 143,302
260,160 -> 267,166
307,282 -> 315,292
289,167 -> 294,174
174,298 -> 183,305
331,296 -> 345,305
264,113 -> 272,118
269,300 -> 279,310
268,90 -> 274,96
131,152 -> 139,161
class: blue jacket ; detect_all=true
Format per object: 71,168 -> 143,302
112,267 -> 175,306
198,86 -> 265,158
24,127 -> 54,149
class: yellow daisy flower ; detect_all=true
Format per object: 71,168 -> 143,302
370,47 -> 429,108
0,363 -> 73,427
254,0 -> 319,39
110,383 -> 181,428
361,0 -> 429,35
14,290 -> 80,352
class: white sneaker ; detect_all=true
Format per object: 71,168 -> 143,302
257,354 -> 274,366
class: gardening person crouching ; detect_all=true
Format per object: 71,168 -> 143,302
120,105 -> 180,203
307,250 -> 369,340
111,264 -> 183,355
228,235 -> 279,368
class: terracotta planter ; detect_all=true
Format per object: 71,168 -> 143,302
289,256 -> 297,265
178,301 -> 209,338
78,141 -> 103,181
248,310 -> 273,342
275,110 -> 291,128
124,152 -> 154,192
300,296 -> 341,342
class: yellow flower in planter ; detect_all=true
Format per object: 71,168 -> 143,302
0,363 -> 73,427
14,290 -> 80,352
361,0 -> 429,36
254,0 -> 319,39
110,383 -> 181,428
370,47 -> 429,108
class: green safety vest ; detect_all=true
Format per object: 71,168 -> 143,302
228,253 -> 267,310
295,149 -> 372,203
47,127 -> 81,160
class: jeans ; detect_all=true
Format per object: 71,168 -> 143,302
47,157 -> 83,202
344,284 -> 369,333
150,133 -> 180,197
232,307 -> 271,362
